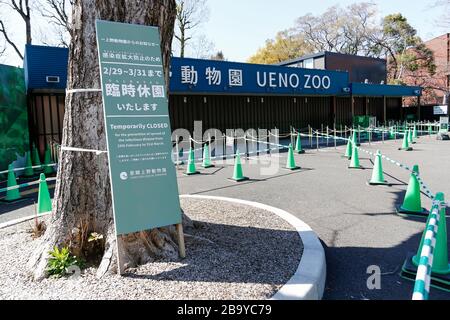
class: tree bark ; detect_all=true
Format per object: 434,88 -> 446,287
27,0 -> 180,280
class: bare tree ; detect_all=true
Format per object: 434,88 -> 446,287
174,0 -> 209,57
35,0 -> 73,47
188,33 -> 214,58
210,50 -> 225,61
432,0 -> 450,28
0,0 -> 31,60
293,3 -> 380,57
27,0 -> 185,280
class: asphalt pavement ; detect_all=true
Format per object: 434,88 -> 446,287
175,134 -> 450,300
1,133 -> 449,300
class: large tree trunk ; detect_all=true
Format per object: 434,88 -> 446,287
28,0 -> 180,280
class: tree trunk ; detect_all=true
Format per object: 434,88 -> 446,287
25,18 -> 31,44
27,0 -> 180,280
180,29 -> 185,58
25,0 -> 31,44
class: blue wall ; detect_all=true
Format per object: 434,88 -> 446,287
24,44 -> 69,91
351,83 -> 422,97
22,45 -> 422,98
170,57 -> 350,96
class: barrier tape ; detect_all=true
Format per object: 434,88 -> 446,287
0,177 -> 57,193
0,163 -> 57,176
412,199 -> 443,300
309,130 -> 440,203
66,88 -> 102,94
61,146 -> 107,155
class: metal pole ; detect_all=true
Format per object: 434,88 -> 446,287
309,125 -> 312,148
316,130 -> 319,151
245,133 -> 249,159
321,124 -> 324,145
358,125 -> 361,144
334,124 -> 337,149
326,126 -> 329,147
291,126 -> 295,146
223,134 -> 226,161
257,129 -> 260,157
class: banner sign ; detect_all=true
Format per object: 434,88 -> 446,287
170,57 -> 350,96
96,20 -> 181,235
440,116 -> 449,133
434,105 -> 448,115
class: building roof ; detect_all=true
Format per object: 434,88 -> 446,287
23,44 -> 69,91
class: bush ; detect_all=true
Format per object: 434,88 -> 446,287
46,246 -> 83,278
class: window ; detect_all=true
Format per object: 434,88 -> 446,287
314,57 -> 325,70
303,58 -> 314,69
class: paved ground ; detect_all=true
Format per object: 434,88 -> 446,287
1,133 -> 449,300
0,174 -> 55,224
174,134 -> 450,300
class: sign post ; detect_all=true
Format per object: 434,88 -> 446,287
96,20 -> 184,274
439,116 -> 449,133
434,105 -> 448,116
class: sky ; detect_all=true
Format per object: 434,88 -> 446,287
0,0 -> 448,67
201,0 -> 448,62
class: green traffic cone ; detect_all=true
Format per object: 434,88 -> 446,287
431,195 -> 450,275
4,164 -> 21,202
37,173 -> 52,215
285,144 -> 300,170
399,132 -> 412,151
344,138 -> 352,159
369,150 -> 389,185
411,192 -> 450,274
401,192 -> 450,291
202,144 -> 214,168
230,151 -> 248,182
396,165 -> 427,217
185,148 -> 199,175
295,134 -> 305,154
389,128 -> 395,140
32,145 -> 42,168
413,125 -> 418,139
409,129 -> 416,144
23,151 -> 34,177
43,147 -> 54,175
352,130 -> 360,147
348,143 -> 361,169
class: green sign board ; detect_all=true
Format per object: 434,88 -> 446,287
440,116 -> 449,133
96,20 -> 181,235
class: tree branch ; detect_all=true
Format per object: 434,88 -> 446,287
0,19 -> 23,59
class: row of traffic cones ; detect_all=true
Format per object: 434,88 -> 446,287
399,129 -> 418,151
185,141 -> 304,181
184,144 -> 215,176
3,168 -> 52,215
23,145 -> 55,177
3,145 -> 55,202
343,133 -> 449,291
347,141 -> 428,217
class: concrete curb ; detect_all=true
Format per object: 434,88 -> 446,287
0,212 -> 51,230
180,194 -> 326,300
